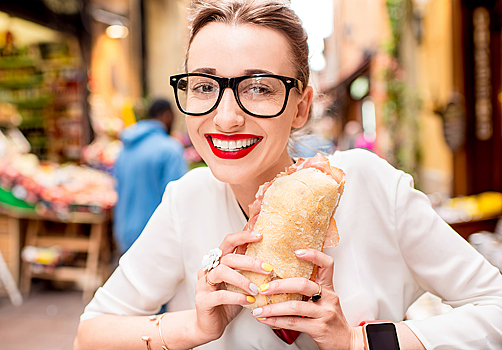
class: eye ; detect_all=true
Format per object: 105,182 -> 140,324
241,83 -> 275,97
193,82 -> 218,94
186,76 -> 219,96
248,85 -> 272,95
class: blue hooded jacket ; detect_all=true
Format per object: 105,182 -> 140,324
113,119 -> 188,253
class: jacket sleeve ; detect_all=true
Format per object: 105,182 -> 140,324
80,183 -> 185,321
394,173 -> 502,349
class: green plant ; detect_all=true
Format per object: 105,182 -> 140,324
383,0 -> 422,186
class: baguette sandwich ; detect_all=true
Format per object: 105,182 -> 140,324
227,153 -> 345,309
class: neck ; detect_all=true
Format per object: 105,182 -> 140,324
230,182 -> 262,217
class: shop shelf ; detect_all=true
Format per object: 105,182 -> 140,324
0,56 -> 36,69
0,75 -> 44,89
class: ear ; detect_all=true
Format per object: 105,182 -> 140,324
291,85 -> 314,129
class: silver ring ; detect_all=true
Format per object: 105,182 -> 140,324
311,282 -> 322,302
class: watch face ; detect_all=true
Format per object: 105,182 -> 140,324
366,323 -> 401,350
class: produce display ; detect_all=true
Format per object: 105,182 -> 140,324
435,191 -> 502,224
0,30 -> 84,162
81,136 -> 123,173
0,152 -> 116,217
0,28 -> 117,218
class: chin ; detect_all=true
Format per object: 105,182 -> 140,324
206,159 -> 255,185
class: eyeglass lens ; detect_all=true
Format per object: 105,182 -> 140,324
176,75 -> 287,116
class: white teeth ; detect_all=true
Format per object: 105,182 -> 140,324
212,137 -> 259,151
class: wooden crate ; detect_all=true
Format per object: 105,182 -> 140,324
19,213 -> 112,302
0,213 -> 21,296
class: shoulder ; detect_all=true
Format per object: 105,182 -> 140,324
162,166 -> 229,223
329,148 -> 404,185
166,166 -> 224,199
154,134 -> 184,150
327,149 -> 408,211
143,134 -> 185,160
330,148 -> 392,170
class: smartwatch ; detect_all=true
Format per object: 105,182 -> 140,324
362,322 -> 401,350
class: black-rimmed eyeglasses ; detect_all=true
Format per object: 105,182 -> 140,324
169,73 -> 303,118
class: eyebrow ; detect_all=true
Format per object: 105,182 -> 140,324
191,67 -> 216,74
190,68 -> 275,76
243,68 -> 274,75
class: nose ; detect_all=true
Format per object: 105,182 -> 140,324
213,88 -> 245,130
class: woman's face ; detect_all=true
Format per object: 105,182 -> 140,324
186,23 -> 312,186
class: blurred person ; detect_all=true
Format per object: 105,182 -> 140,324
353,134 -> 375,152
112,98 -> 188,254
338,120 -> 363,150
290,132 -> 335,158
75,1 -> 502,349
338,120 -> 375,153
290,116 -> 336,157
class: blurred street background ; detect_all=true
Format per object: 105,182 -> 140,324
0,0 -> 502,349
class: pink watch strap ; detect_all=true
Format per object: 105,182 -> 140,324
358,320 -> 391,326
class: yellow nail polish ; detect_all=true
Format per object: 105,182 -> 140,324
246,296 -> 255,303
262,263 -> 274,272
257,317 -> 267,321
258,283 -> 269,292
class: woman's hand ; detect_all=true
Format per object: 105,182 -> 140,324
250,249 -> 364,350
194,230 -> 273,343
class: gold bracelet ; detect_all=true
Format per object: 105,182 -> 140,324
147,313 -> 169,350
158,313 -> 169,350
141,335 -> 152,350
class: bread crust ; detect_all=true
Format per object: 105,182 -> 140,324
227,166 -> 344,309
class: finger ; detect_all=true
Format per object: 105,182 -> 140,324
251,300 -> 321,320
196,289 -> 257,308
198,264 -> 260,295
219,230 -> 262,255
256,277 -> 320,297
254,314 -> 312,334
235,244 -> 247,255
196,252 -> 273,280
220,254 -> 274,275
294,249 -> 334,287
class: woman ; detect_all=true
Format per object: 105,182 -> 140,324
74,1 -> 502,349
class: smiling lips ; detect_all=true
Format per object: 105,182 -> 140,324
205,134 -> 262,159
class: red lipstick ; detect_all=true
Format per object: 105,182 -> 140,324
205,134 -> 262,159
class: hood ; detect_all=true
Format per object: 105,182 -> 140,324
120,120 -> 167,146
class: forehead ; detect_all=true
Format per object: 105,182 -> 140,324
187,23 -> 295,77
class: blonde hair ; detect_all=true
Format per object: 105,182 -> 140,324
186,0 -> 310,90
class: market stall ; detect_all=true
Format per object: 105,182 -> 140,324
0,135 -> 116,298
0,10 -> 117,300
434,191 -> 502,271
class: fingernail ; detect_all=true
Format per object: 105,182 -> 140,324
251,231 -> 262,238
257,317 -> 267,321
246,296 -> 255,303
261,263 -> 273,272
252,307 -> 263,316
295,249 -> 307,255
249,283 -> 259,294
258,283 -> 269,292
